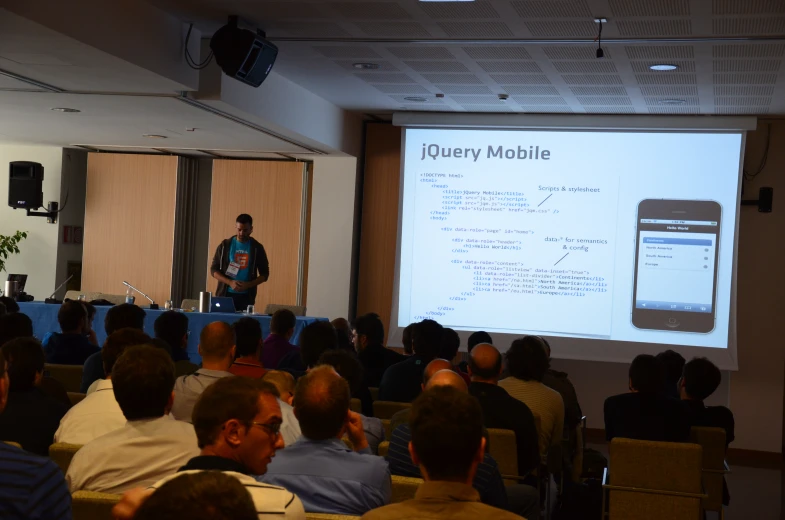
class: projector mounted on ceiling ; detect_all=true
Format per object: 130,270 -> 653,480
210,16 -> 278,88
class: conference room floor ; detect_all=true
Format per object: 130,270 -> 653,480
587,443 -> 782,519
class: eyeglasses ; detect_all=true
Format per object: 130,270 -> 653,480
252,422 -> 282,436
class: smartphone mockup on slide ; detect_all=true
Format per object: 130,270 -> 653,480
632,199 -> 722,333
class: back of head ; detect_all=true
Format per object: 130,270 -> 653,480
506,336 -> 549,382
402,323 -> 415,355
299,321 -> 337,368
426,369 -> 467,392
0,296 -> 19,314
112,345 -> 175,420
413,319 -> 444,359
57,301 -> 87,332
351,313 -> 385,346
629,354 -> 665,395
0,312 -> 33,347
232,317 -> 262,358
468,344 -> 502,380
102,328 -> 152,376
467,331 -> 493,352
682,357 -> 722,400
318,349 -> 364,395
84,302 -> 97,322
134,472 -> 257,520
154,311 -> 189,353
656,349 -> 686,383
293,365 -> 350,440
423,358 -> 453,386
331,318 -> 355,352
262,370 -> 295,400
199,322 -> 235,362
270,309 -> 296,335
105,303 -> 146,335
438,328 -> 460,361
410,386 -> 484,481
1,337 -> 44,391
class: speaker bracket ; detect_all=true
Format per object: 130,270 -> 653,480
26,200 -> 58,224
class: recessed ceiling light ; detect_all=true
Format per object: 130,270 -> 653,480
51,107 -> 80,113
658,99 -> 687,105
142,134 -> 167,139
353,62 -> 380,70
404,96 -> 428,102
650,64 -> 679,71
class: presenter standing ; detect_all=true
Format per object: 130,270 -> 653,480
210,214 -> 270,311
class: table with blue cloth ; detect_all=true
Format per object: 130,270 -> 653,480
18,302 -> 325,364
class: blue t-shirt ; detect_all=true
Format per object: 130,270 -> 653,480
227,237 -> 252,294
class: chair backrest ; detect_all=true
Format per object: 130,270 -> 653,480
68,392 -> 87,407
382,419 -> 392,440
690,426 -> 727,512
373,401 -> 412,420
181,298 -> 199,311
391,475 -> 423,503
3,441 -> 22,449
45,364 -> 84,393
378,441 -> 390,458
349,398 -> 362,413
264,304 -> 306,316
305,514 -> 361,520
49,442 -> 82,474
72,490 -> 122,520
369,387 -> 379,401
486,428 -> 518,477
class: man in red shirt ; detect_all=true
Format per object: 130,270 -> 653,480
229,318 -> 266,378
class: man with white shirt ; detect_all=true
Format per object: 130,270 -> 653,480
66,345 -> 199,494
172,322 -> 236,423
56,329 -> 151,444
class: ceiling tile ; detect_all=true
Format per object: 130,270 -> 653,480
635,73 -> 697,84
713,86 -> 776,96
353,22 -> 431,38
639,86 -> 699,96
570,86 -> 629,95
477,62 -> 543,73
461,105 -> 517,112
520,106 -> 574,113
333,60 -> 399,71
404,61 -> 470,73
511,0 -> 592,18
713,17 -> 785,35
544,46 -> 613,60
328,2 -> 412,19
625,45 -> 695,59
525,21 -> 597,37
584,107 -> 637,113
450,95 -> 505,105
434,85 -> 494,94
578,96 -> 633,105
438,22 -> 513,37
245,2 -> 330,19
419,1 -> 500,19
463,47 -> 533,60
616,20 -> 692,37
712,43 -> 785,58
715,96 -> 772,106
421,73 -> 484,84
312,46 -> 381,59
388,95 -> 443,103
387,47 -> 455,60
609,0 -> 691,17
490,74 -> 551,84
553,61 -> 619,73
712,73 -> 778,84
648,107 -> 701,114
712,0 -> 785,15
371,84 -> 432,94
562,74 -> 624,85
715,107 -> 769,114
630,60 -> 696,72
713,60 -> 781,72
502,86 -> 561,95
512,96 -> 569,105
354,72 -> 416,84
644,97 -> 700,105
270,22 -> 350,38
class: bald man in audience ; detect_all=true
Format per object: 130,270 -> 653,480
171,322 -> 236,423
262,370 -> 301,446
390,358 -> 454,432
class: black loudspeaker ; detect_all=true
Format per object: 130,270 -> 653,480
759,187 -> 773,213
8,161 -> 44,209
210,22 -> 278,88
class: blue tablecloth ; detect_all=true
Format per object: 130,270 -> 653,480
18,302 -> 325,364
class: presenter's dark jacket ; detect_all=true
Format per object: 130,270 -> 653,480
210,237 -> 270,304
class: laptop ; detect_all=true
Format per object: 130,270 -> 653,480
211,296 -> 236,314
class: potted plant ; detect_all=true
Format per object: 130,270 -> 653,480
0,231 -> 27,274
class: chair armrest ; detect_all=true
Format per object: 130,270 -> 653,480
602,467 -> 608,485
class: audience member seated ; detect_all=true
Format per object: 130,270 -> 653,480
354,313 -> 405,388
0,355 -> 72,520
55,329 -> 151,444
81,303 -> 146,392
260,365 -> 391,515
401,323 -> 414,356
262,370 -> 301,446
439,327 -> 471,385
657,349 -> 686,400
604,354 -> 690,443
499,336 -> 565,462
332,317 -> 357,353
379,319 -> 443,403
468,344 -> 540,477
458,330 -> 493,374
230,318 -> 267,378
172,322 -> 236,423
279,320 -> 338,378
540,337 -> 583,456
0,296 -> 19,313
0,301 -> 5,317
389,358 -> 453,432
0,337 -> 68,455
154,310 -> 198,376
318,349 -> 383,452
43,301 -> 99,365
263,309 -> 298,369
67,345 -> 199,493
365,386 -> 523,520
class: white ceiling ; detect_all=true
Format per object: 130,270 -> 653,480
148,0 -> 785,115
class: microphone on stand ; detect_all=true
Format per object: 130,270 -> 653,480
45,275 -> 74,304
122,281 -> 159,309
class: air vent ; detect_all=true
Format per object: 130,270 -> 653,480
389,95 -> 442,104
648,107 -> 700,114
334,60 -> 398,71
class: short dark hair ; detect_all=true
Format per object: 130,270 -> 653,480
112,345 -> 175,420
199,322 -> 235,361
105,304 -> 146,335
413,319 -> 444,359
293,365 -> 350,440
134,472 -> 257,520
299,321 -> 337,368
682,357 -> 722,400
0,297 -> 19,313
270,309 -> 296,335
656,349 -> 686,384
84,302 -> 96,321
402,323 -> 415,355
506,336 -> 549,381
468,346 -> 502,379
467,331 -> 493,352
629,354 -> 665,395
57,300 -> 87,332
410,386 -> 484,481
102,328 -> 152,375
232,317 -> 262,358
332,319 -> 354,353
1,337 -> 44,391
193,376 -> 277,448
352,313 -> 384,345
439,328 -> 460,361
318,349 -> 364,395
154,311 -> 189,354
0,312 -> 33,347
236,214 -> 253,226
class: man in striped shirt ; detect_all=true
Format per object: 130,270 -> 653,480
0,356 -> 72,520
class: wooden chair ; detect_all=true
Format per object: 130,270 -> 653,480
72,490 -> 121,520
49,442 -> 82,474
68,392 -> 87,407
373,401 -> 411,420
378,441 -> 390,458
349,398 -> 362,413
305,514 -> 360,520
691,426 -> 729,520
391,475 -> 423,503
382,419 -> 392,440
602,438 -> 706,520
486,428 -> 518,482
369,387 -> 379,401
264,304 -> 306,316
45,364 -> 84,393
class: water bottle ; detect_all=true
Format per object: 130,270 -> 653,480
125,286 -> 135,305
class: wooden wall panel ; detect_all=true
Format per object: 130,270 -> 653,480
207,160 -> 305,309
356,124 -> 402,344
82,153 -> 178,305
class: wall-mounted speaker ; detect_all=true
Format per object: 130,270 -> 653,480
8,161 -> 44,209
210,20 -> 278,88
